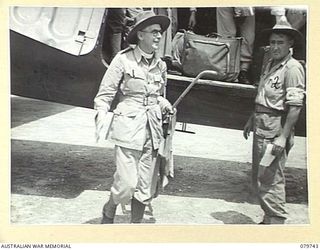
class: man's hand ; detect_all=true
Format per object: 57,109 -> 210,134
270,106 -> 303,156
243,114 -> 254,140
271,135 -> 286,156
158,96 -> 174,115
95,110 -> 107,142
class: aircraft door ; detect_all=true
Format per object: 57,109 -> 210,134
9,7 -> 106,55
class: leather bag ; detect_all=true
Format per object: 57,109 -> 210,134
181,31 -> 242,81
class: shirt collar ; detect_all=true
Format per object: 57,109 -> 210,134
132,45 -> 162,66
267,52 -> 292,71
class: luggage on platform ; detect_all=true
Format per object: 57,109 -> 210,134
178,31 -> 242,81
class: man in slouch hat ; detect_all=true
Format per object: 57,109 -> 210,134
94,10 -> 173,223
243,17 -> 305,224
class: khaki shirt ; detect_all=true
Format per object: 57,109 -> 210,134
255,53 -> 305,110
94,45 -> 167,150
254,53 -> 305,138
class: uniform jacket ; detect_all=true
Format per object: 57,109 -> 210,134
94,45 -> 168,150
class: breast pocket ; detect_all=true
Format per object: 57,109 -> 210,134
123,69 -> 146,92
147,73 -> 163,93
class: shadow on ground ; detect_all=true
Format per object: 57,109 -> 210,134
11,139 -> 308,205
85,215 -> 156,224
11,96 -> 74,128
211,211 -> 256,224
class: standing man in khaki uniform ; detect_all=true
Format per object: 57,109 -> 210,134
94,11 -> 173,224
243,18 -> 305,224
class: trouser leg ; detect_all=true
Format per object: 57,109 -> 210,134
239,15 -> 255,71
104,8 -> 125,63
216,7 -> 236,37
106,124 -> 158,223
110,143 -> 158,206
111,146 -> 139,205
109,33 -> 122,61
101,146 -> 139,224
254,135 -> 288,224
133,142 -> 159,205
130,124 -> 158,223
216,7 -> 252,84
258,149 -> 287,224
251,133 -> 262,193
128,147 -> 157,223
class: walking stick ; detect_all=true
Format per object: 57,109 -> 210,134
171,70 -> 219,109
157,70 -> 218,187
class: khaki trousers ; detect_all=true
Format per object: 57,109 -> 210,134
216,7 -> 255,71
253,134 -> 288,223
110,126 -> 159,205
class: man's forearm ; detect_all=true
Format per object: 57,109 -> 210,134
281,106 -> 302,138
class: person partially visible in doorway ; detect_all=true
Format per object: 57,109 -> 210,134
187,7 -> 255,84
103,8 -> 126,64
216,7 -> 255,84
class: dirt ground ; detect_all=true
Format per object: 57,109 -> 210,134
11,139 -> 308,224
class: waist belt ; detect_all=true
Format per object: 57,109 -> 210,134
255,104 -> 284,116
120,95 -> 158,106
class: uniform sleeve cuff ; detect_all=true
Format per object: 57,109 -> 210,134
285,87 -> 305,106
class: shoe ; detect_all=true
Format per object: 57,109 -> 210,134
101,213 -> 114,224
238,70 -> 252,85
130,197 -> 146,223
101,194 -> 117,224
